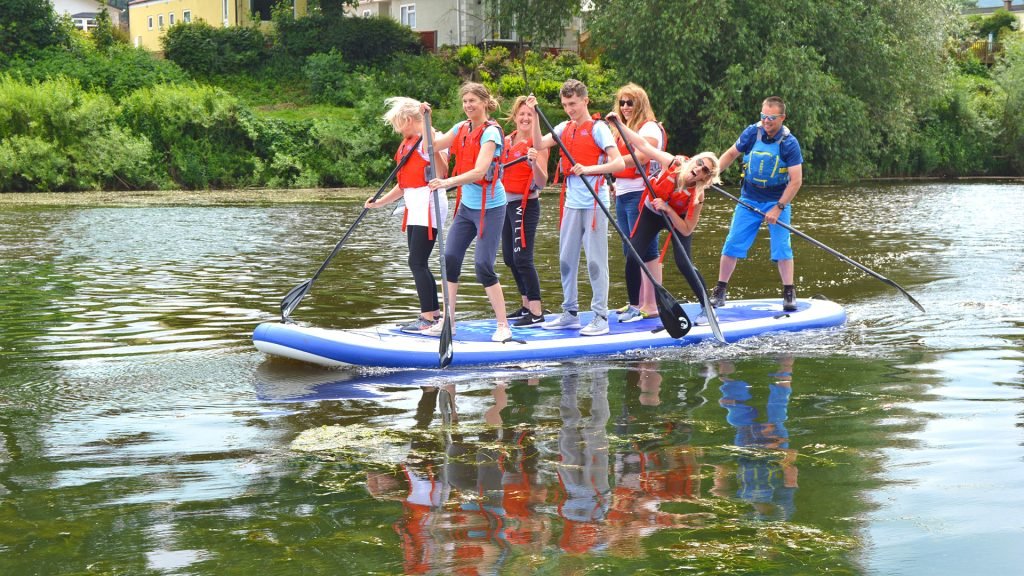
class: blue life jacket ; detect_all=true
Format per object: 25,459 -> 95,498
743,124 -> 791,190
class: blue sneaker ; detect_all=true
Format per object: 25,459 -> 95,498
400,317 -> 436,333
617,305 -> 650,323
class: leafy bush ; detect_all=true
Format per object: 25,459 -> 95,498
0,0 -> 69,57
304,50 -> 366,106
273,12 -> 421,68
162,21 -> 268,76
120,84 -> 261,188
5,42 -> 187,100
0,75 -> 158,191
371,53 -> 458,106
994,33 -> 1024,174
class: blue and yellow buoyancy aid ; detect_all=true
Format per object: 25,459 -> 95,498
742,124 -> 792,190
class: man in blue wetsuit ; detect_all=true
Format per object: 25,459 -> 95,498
711,96 -> 804,311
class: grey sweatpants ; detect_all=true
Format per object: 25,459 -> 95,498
557,206 -> 609,317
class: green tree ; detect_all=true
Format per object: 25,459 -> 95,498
587,0 -> 957,182
0,0 -> 68,58
487,0 -> 580,50
994,32 -> 1024,173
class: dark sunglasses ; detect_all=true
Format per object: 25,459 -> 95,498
618,99 -> 635,107
694,159 -> 711,175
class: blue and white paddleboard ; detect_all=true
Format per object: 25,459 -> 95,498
252,298 -> 845,368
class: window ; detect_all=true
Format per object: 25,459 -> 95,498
223,0 -> 229,26
400,4 -> 416,28
135,35 -> 142,48
362,9 -> 371,17
147,16 -> 153,30
252,0 -> 274,21
183,10 -> 191,23
158,14 -> 164,30
169,12 -> 175,26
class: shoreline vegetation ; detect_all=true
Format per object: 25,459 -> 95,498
1,2 -> 1022,194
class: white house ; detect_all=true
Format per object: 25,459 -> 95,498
52,0 -> 124,30
348,0 -> 583,52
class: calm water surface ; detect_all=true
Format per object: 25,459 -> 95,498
0,182 -> 1022,575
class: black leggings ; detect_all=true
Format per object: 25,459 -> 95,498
407,225 -> 439,314
501,197 -> 542,302
625,208 -> 709,303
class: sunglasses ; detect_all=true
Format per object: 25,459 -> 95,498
694,159 -> 711,176
760,112 -> 783,121
618,99 -> 635,107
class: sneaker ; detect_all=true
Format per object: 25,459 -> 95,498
507,306 -> 530,319
617,305 -> 650,323
615,303 -> 631,314
400,317 -> 436,333
492,323 -> 512,342
782,285 -> 797,312
424,319 -> 453,337
513,312 -> 546,328
542,311 -> 581,330
710,282 -> 728,308
580,314 -> 609,336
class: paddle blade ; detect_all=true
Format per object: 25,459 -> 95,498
438,319 -> 454,369
654,286 -> 691,339
280,280 -> 311,321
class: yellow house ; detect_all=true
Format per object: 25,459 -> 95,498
128,0 -> 308,52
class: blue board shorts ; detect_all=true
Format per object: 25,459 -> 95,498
721,198 -> 793,261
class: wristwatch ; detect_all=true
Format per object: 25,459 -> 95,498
776,201 -> 787,210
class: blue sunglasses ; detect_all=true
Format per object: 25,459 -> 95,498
760,113 -> 783,121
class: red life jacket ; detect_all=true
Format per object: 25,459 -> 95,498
450,119 -> 503,237
555,116 -> 607,229
500,131 -> 536,248
612,120 -> 668,179
394,136 -> 437,239
631,157 -> 698,262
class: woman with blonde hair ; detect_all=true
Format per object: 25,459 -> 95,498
500,95 -> 550,327
609,83 -> 668,322
365,96 -> 449,333
608,111 -> 722,310
422,82 -> 511,342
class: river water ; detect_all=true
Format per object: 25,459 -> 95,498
0,182 -> 1021,575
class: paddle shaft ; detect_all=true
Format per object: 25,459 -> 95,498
280,135 -> 422,321
711,184 -> 926,312
609,116 -> 725,342
424,109 -> 454,368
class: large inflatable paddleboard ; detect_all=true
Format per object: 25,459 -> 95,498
252,298 -> 845,368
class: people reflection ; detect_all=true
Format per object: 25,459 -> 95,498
556,368 -> 612,554
714,356 -> 799,521
608,361 -> 710,557
364,386 -> 450,574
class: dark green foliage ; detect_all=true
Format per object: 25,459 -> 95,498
4,42 -> 188,100
162,21 -> 268,76
119,84 -> 261,189
273,12 -> 421,67
0,0 -> 69,57
304,50 -> 365,106
371,54 -> 459,106
978,8 -> 1019,40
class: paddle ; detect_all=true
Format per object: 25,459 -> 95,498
608,115 -> 726,343
280,135 -> 423,322
710,184 -> 926,312
534,104 -> 691,339
424,108 -> 454,368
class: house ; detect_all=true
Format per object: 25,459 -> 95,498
964,0 -> 1024,28
346,0 -> 583,52
52,0 -> 124,31
127,0 -> 308,51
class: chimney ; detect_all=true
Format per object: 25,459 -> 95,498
1004,0 -> 1012,11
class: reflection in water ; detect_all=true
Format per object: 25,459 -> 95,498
715,357 -> 798,521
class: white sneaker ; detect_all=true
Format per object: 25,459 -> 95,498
580,314 -> 609,336
492,323 -> 511,342
542,311 -> 582,330
424,319 -> 453,337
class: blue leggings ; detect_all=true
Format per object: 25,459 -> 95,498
443,204 -> 506,287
